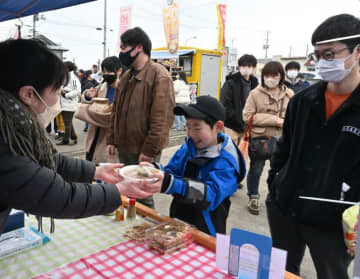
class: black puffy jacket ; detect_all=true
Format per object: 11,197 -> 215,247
0,135 -> 121,234
220,73 -> 259,133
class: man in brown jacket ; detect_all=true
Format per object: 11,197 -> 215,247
107,27 -> 175,208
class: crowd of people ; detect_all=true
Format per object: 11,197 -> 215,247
0,12 -> 359,279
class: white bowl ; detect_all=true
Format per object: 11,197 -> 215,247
119,165 -> 161,183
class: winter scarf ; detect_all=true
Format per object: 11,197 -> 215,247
0,88 -> 57,233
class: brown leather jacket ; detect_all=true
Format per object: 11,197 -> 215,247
107,60 -> 175,157
243,85 -> 294,138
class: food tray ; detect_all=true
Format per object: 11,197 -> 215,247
145,220 -> 193,254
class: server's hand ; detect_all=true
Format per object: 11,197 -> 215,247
116,181 -> 153,199
94,163 -> 124,184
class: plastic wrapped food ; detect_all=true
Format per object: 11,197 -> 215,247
146,220 -> 193,254
342,204 -> 359,254
124,222 -> 155,242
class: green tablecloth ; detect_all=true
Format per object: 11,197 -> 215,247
0,214 -> 142,279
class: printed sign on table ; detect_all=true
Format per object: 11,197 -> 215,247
228,229 -> 272,279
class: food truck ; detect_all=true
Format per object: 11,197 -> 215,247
151,46 -> 223,100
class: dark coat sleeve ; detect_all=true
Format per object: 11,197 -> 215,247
0,148 -> 121,219
252,76 -> 259,89
56,153 -> 95,183
220,80 -> 235,122
267,96 -> 295,188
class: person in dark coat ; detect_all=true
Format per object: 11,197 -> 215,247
220,54 -> 259,145
267,14 -> 360,279
284,61 -> 309,94
81,70 -> 99,93
0,39 -> 154,235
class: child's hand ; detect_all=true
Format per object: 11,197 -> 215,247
138,162 -> 164,193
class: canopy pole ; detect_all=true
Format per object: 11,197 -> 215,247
103,0 -> 107,60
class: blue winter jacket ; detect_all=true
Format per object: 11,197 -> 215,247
162,132 -> 246,236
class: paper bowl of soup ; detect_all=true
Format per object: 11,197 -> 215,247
119,165 -> 162,183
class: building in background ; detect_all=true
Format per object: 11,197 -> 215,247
36,34 -> 68,60
257,55 -> 320,84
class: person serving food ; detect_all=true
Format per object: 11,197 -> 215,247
0,39 -> 155,235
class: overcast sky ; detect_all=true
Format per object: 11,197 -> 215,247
0,0 -> 359,69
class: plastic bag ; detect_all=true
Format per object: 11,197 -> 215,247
238,137 -> 249,164
342,204 -> 359,255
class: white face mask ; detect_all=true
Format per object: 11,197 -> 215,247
239,67 -> 253,76
264,78 -> 280,89
315,54 -> 356,82
287,70 -> 299,79
33,88 -> 62,128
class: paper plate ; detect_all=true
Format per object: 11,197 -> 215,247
119,165 -> 161,183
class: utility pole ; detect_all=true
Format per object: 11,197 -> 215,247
305,44 -> 309,57
263,31 -> 270,59
32,13 -> 39,38
103,0 -> 107,60
288,46 -> 292,57
16,24 -> 21,39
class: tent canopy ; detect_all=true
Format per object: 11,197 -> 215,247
151,49 -> 196,60
0,0 -> 96,22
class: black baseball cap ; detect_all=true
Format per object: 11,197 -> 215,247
174,95 -> 225,123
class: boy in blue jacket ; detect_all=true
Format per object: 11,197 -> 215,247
143,96 -> 246,236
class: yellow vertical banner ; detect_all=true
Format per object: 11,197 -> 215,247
216,4 -> 226,52
163,0 -> 179,54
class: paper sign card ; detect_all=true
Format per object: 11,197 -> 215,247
216,233 -> 230,271
217,233 -> 287,279
269,248 -> 287,279
228,228 -> 272,279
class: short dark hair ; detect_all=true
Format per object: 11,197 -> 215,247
261,61 -> 285,88
64,61 -> 77,72
121,27 -> 152,56
311,14 -> 360,52
92,64 -> 98,68
83,70 -> 92,80
285,61 -> 301,71
101,56 -> 127,73
238,54 -> 257,67
0,39 -> 68,97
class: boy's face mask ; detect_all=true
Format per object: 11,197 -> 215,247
32,88 -> 62,128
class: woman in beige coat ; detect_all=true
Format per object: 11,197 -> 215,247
81,56 -> 126,164
243,61 -> 294,215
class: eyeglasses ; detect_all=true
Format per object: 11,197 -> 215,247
308,47 -> 350,62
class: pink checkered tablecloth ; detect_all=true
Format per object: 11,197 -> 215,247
33,240 -> 233,279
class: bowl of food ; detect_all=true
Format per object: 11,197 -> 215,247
119,165 -> 162,183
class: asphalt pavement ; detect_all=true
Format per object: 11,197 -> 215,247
50,118 -> 354,279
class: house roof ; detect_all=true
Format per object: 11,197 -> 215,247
37,34 -> 68,52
